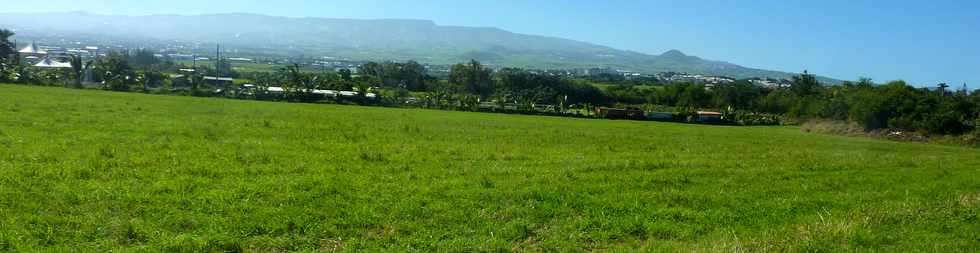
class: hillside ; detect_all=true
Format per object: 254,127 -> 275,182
0,84 -> 977,251
0,12 -> 839,82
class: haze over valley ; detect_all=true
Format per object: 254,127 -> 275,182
0,12 -> 837,82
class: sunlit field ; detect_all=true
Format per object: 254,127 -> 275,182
1,84 -> 977,252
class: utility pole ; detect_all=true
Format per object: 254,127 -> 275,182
12,39 -> 18,65
215,44 -> 220,77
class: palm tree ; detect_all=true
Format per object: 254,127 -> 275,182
279,64 -> 307,100
354,80 -> 371,99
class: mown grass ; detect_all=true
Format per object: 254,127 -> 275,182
0,84 -> 977,252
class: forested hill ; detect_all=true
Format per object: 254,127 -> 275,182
1,12 -> 839,82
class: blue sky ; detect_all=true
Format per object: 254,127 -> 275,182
5,0 -> 979,88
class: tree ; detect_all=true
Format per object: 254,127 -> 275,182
137,69 -> 166,92
68,54 -> 90,88
398,61 -> 430,91
279,64 -> 316,101
450,60 -> 494,98
712,80 -> 762,110
94,52 -> 135,91
677,83 -> 710,108
790,71 -> 821,98
339,68 -> 353,82
359,62 -> 383,78
0,29 -> 15,82
353,75 -> 378,104
937,83 -> 950,97
128,48 -> 159,67
357,61 -> 431,91
0,29 -> 14,62
856,77 -> 875,88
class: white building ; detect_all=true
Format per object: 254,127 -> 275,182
33,57 -> 72,68
18,42 -> 47,55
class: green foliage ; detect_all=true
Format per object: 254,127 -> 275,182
338,68 -> 353,82
67,55 -> 90,88
128,48 -> 159,68
790,70 -> 820,97
0,29 -> 15,83
360,61 -> 431,91
712,80 -> 764,110
137,69 -> 167,92
828,80 -> 977,134
677,83 -> 711,108
450,60 -> 494,98
0,29 -> 14,62
731,111 -> 782,125
93,52 -> 136,91
604,84 -> 649,105
353,75 -> 377,102
496,68 -> 607,109
744,75 -> 977,135
275,64 -> 328,102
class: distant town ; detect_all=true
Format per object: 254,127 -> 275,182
13,36 -> 789,87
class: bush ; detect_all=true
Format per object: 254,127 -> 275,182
732,111 -> 781,126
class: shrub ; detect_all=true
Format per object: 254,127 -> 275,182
732,111 -> 781,126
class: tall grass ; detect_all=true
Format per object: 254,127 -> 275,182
1,84 -> 978,252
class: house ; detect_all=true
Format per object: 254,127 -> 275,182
168,74 -> 192,90
312,89 -> 338,97
18,42 -> 47,55
337,90 -> 377,99
18,42 -> 48,64
227,57 -> 254,62
646,112 -> 674,121
597,107 -> 645,120
33,57 -> 72,68
696,111 -> 724,123
203,76 -> 233,87
266,87 -> 285,94
167,54 -> 194,61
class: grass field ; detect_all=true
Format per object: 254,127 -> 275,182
0,84 -> 978,252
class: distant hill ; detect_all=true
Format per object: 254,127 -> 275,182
0,12 -> 840,82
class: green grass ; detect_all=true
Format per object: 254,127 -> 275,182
0,84 -> 977,252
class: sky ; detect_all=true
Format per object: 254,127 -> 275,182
4,0 -> 979,88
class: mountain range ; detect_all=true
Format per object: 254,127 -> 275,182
0,12 -> 839,82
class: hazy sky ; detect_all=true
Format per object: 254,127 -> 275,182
4,0 -> 979,87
